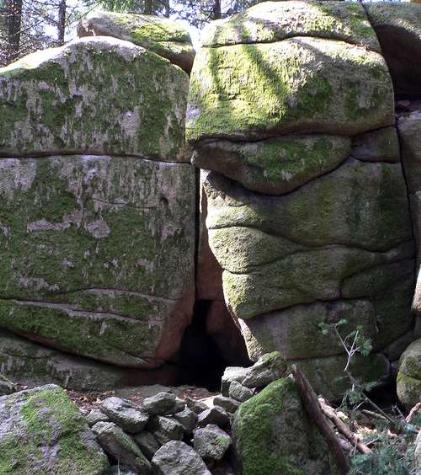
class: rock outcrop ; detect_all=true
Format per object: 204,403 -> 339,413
0,26 -> 195,387
188,0 -> 416,396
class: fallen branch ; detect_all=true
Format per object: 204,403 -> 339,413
320,399 -> 372,455
291,365 -> 349,475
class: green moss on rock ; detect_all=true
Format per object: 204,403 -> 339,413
0,36 -> 189,160
202,1 -> 380,51
0,385 -> 109,474
233,378 -> 334,475
0,155 -> 195,367
77,11 -> 195,73
187,38 -> 393,141
192,135 -> 351,194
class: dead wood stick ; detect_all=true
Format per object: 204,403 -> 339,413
406,402 -> 421,424
291,365 -> 350,475
320,399 -> 372,455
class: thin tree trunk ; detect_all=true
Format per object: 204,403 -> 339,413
164,0 -> 170,17
144,0 -> 154,14
212,0 -> 221,19
5,0 -> 22,63
57,0 -> 66,46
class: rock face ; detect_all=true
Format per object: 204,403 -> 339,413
0,384 -> 109,474
0,26 -> 195,386
365,3 -> 421,96
232,377 -> 334,475
189,0 -> 416,396
0,37 -> 189,160
77,11 -> 195,73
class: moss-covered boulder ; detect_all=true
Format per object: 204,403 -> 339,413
232,377 -> 335,475
187,38 -> 393,141
192,135 -> 351,194
0,36 -> 189,160
397,339 -> 421,409
365,2 -> 421,95
78,11 -> 195,73
0,384 -> 109,474
0,155 -> 195,368
202,0 -> 380,51
0,330 -> 178,391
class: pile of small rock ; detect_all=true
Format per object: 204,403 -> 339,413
86,352 -> 286,474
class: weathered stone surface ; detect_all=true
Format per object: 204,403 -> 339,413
365,2 -> 421,95
399,111 -> 421,194
351,127 -> 400,163
0,385 -> 109,474
152,440 -> 211,475
92,421 -> 151,473
0,156 -> 195,368
221,366 -> 250,396
228,381 -> 254,403
148,415 -> 184,444
242,351 -> 287,389
415,430 -> 421,475
0,330 -> 179,391
134,431 -> 160,460
187,38 -> 393,141
205,160 -> 413,320
233,378 -> 334,475
0,37 -> 189,160
193,424 -> 231,461
143,392 -> 178,415
78,11 -> 195,73
192,135 -> 351,194
213,395 -> 240,414
86,409 -> 109,427
293,353 -> 390,401
173,407 -> 198,433
197,406 -> 230,428
101,397 -> 149,433
397,339 -> 421,409
202,1 -> 380,51
239,289 -> 414,362
0,374 -> 16,396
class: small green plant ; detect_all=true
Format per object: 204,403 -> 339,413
318,318 -> 418,475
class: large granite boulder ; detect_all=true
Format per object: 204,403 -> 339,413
0,27 -> 195,377
0,155 -> 195,368
232,377 -> 334,474
0,384 -> 109,474
202,1 -> 380,50
365,3 -> 421,95
78,11 -> 195,73
0,330 -> 179,391
0,36 -> 189,160
189,1 -> 415,395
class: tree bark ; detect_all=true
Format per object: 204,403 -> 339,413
5,0 -> 22,63
57,0 -> 66,46
212,0 -> 221,19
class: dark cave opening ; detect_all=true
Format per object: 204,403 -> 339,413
177,300 -> 251,391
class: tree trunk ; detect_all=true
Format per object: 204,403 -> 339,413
57,0 -> 66,46
212,0 -> 221,19
144,0 -> 154,14
5,0 -> 22,63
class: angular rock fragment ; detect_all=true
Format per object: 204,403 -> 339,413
148,415 -> 184,445
213,396 -> 240,414
197,406 -> 230,428
152,440 -> 211,475
101,397 -> 149,433
397,339 -> 421,409
143,392 -> 179,415
92,421 -> 151,473
242,351 -> 287,389
86,409 -> 110,427
228,381 -> 254,403
193,424 -> 231,461
173,407 -> 198,433
134,431 -> 161,460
